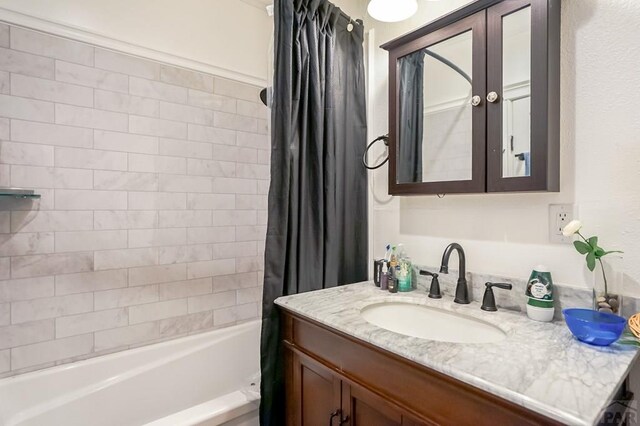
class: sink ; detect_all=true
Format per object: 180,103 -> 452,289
360,302 -> 506,344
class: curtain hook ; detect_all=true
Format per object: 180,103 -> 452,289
347,18 -> 354,32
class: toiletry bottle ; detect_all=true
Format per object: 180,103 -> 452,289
396,244 -> 413,292
388,260 -> 398,293
389,245 -> 397,266
525,265 -> 555,322
380,261 -> 389,290
373,259 -> 383,287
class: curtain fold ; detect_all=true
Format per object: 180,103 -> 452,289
398,50 -> 425,183
259,0 -> 368,424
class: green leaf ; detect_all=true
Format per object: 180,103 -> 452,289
588,236 -> 598,249
618,340 -> 640,347
586,251 -> 596,271
574,241 -> 591,255
594,247 -> 605,259
601,250 -> 624,256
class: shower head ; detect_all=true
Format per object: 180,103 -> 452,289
260,88 -> 269,107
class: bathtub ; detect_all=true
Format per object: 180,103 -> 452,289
0,320 -> 261,426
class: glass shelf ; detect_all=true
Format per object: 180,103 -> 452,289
0,188 -> 41,199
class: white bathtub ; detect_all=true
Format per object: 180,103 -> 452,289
0,320 -> 261,426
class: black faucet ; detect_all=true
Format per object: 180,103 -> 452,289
481,282 -> 513,311
419,270 -> 442,299
439,243 -> 469,304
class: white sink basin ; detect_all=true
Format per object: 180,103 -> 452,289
360,302 -> 506,344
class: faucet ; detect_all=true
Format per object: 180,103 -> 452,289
481,282 -> 513,311
439,243 -> 470,304
419,270 -> 442,299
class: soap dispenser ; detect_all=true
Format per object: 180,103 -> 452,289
380,261 -> 389,290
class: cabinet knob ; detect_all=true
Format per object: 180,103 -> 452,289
470,95 -> 482,107
486,91 -> 499,103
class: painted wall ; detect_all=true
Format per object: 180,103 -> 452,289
365,0 -> 640,294
0,0 -> 273,83
331,0 -> 359,19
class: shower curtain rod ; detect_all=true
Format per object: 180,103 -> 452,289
423,48 -> 472,84
337,8 -> 362,25
259,3 -> 361,108
266,2 -> 362,25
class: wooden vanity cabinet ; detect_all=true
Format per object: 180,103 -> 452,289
291,349 -> 418,425
281,309 -> 562,426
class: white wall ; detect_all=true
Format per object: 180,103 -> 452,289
0,0 -> 273,84
366,0 -> 640,293
333,0 -> 364,20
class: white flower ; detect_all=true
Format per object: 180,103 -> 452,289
562,220 -> 582,237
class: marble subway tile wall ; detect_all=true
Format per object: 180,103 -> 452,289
423,107 -> 473,182
0,23 -> 269,377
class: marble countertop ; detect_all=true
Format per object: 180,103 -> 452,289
275,282 -> 639,425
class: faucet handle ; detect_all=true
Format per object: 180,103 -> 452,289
419,270 -> 442,299
481,282 -> 512,312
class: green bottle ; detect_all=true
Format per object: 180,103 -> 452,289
525,265 -> 555,322
396,244 -> 413,292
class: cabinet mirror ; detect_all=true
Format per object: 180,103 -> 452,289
398,30 -> 473,184
500,6 -> 531,178
384,0 -> 559,195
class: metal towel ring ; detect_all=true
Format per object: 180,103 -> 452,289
362,134 -> 389,170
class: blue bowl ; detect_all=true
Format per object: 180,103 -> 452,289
563,308 -> 626,346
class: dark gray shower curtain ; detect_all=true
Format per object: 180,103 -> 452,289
398,50 -> 425,183
259,0 -> 368,424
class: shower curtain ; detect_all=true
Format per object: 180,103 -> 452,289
398,50 -> 425,183
259,0 -> 368,424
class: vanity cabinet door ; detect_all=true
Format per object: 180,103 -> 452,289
342,381 -> 418,426
343,381 -> 401,425
289,352 -> 342,426
287,349 -> 417,426
486,0 -> 560,191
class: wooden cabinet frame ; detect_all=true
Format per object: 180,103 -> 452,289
382,0 -> 560,195
486,0 -> 560,192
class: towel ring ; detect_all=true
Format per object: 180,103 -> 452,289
362,134 -> 389,170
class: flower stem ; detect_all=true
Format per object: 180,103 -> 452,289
577,231 -> 589,244
597,258 -> 609,297
576,231 -> 611,298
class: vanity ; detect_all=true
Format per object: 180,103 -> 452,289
275,283 -> 638,425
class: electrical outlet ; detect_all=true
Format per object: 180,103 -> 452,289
549,204 -> 576,244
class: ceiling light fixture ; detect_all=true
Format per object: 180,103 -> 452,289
367,0 -> 418,23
